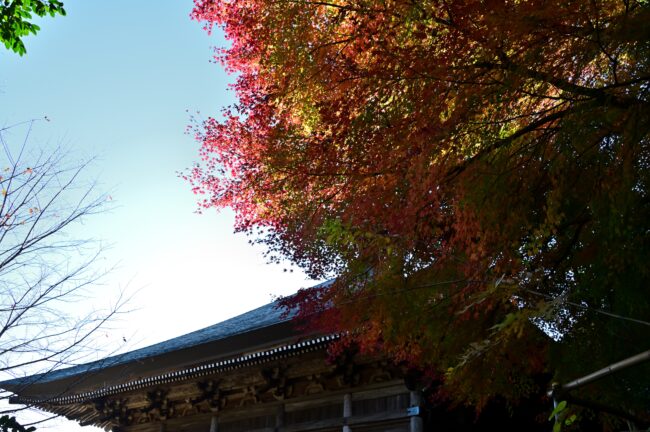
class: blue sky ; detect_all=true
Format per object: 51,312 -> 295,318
0,3 -> 316,428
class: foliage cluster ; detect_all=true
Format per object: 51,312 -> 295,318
0,416 -> 33,432
0,0 -> 65,55
189,0 -> 650,426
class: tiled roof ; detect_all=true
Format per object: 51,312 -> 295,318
1,300 -> 290,387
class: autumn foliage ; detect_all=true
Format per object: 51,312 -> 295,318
189,0 -> 650,421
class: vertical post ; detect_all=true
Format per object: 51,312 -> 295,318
209,415 -> 218,432
342,393 -> 352,432
159,422 -> 167,432
276,404 -> 285,432
410,390 -> 423,432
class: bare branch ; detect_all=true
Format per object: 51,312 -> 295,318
0,122 -> 128,428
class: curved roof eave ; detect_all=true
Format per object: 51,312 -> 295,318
1,300 -> 291,390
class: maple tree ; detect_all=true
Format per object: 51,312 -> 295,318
189,0 -> 650,425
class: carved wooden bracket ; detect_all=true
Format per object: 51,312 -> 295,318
195,379 -> 227,413
260,365 -> 293,401
145,388 -> 174,421
94,397 -> 130,425
330,350 -> 361,387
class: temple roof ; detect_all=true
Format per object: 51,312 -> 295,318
0,280 -> 333,406
1,300 -> 289,388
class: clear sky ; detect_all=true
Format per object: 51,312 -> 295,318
0,1 -> 317,430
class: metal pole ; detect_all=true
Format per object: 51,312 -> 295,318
549,349 -> 650,396
209,416 -> 218,432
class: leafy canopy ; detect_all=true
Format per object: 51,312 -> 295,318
189,0 -> 650,420
0,0 -> 65,55
0,416 -> 34,432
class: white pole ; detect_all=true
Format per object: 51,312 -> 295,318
343,393 -> 352,432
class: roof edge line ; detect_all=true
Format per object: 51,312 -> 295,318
15,333 -> 341,406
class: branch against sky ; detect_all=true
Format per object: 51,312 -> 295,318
0,120 -> 129,427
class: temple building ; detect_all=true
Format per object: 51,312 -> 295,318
0,299 -> 423,432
